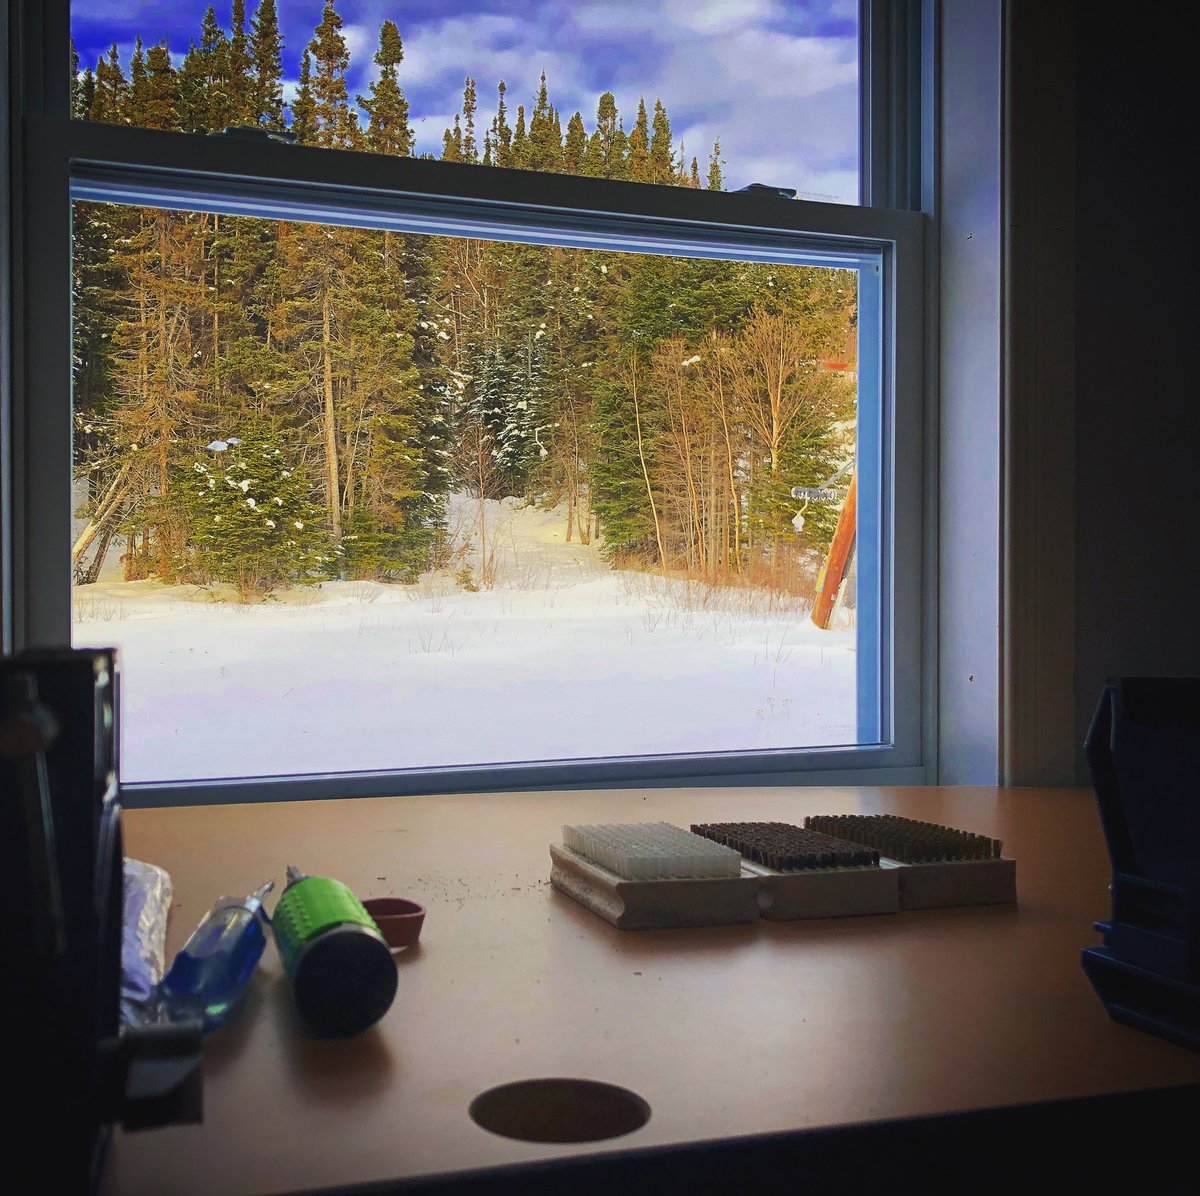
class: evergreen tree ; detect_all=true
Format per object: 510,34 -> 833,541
308,0 -> 361,148
511,104 -> 528,167
358,21 -> 413,156
461,77 -> 479,163
590,359 -> 662,563
228,0 -> 253,123
588,92 -> 627,179
527,72 -> 561,172
176,40 -> 207,133
128,42 -> 178,130
70,39 -> 81,115
178,421 -> 332,598
75,66 -> 97,122
441,116 -> 464,162
395,233 -> 454,567
564,111 -> 586,174
707,139 -> 724,190
491,81 -> 513,167
90,45 -> 127,124
290,49 -> 315,143
128,38 -> 147,120
249,0 -> 285,129
627,98 -> 650,182
198,6 -> 232,129
649,99 -> 674,183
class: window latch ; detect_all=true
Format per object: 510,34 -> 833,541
211,126 -> 298,147
734,183 -> 797,200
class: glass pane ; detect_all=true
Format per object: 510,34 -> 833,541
70,1 -> 859,203
70,199 -> 874,783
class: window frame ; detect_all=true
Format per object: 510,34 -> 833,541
7,0 -> 929,805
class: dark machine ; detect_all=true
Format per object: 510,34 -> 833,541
1083,676 -> 1200,1051
1,648 -> 202,1191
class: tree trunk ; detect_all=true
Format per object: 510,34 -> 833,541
629,356 -> 667,575
80,521 -> 118,585
322,287 -> 343,544
71,461 -> 133,569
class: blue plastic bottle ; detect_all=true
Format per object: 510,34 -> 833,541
160,880 -> 274,1033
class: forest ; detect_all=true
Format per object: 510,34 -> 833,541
70,0 -> 859,603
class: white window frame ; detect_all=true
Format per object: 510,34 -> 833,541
4,0 -> 930,805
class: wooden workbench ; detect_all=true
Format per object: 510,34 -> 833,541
106,787 -> 1200,1195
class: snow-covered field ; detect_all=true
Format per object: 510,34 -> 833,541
73,495 -> 857,782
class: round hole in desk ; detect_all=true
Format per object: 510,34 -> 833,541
469,1078 -> 650,1143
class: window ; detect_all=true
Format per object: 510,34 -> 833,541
11,1 -> 925,802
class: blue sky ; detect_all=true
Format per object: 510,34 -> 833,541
72,0 -> 859,201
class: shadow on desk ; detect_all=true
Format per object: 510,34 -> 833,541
333,1083 -> 1198,1196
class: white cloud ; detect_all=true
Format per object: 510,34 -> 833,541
624,20 -> 858,200
342,23 -> 374,70
386,15 -> 575,93
663,0 -> 778,34
410,111 -> 458,157
566,4 -> 664,36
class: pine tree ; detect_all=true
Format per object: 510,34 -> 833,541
198,6 -> 232,129
627,98 -> 650,182
564,111 -> 586,174
308,0 -> 361,149
589,93 -> 627,179
178,421 -> 332,598
90,45 -> 127,124
128,42 -> 177,131
228,0 -> 253,123
511,104 -> 528,167
590,360 -> 663,564
707,139 -> 724,190
128,38 -> 147,120
75,66 -> 97,122
290,49 -> 315,143
249,0 -> 285,129
358,21 -> 413,156
461,77 -> 478,163
441,116 -> 464,162
527,72 -> 561,172
649,99 -> 673,183
70,39 -> 81,115
176,41 -> 207,133
491,81 -> 513,167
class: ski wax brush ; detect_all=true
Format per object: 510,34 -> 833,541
691,822 -> 881,871
562,822 -> 741,879
272,865 -> 397,1038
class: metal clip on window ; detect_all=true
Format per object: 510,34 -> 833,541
211,126 -> 298,146
735,183 -> 798,199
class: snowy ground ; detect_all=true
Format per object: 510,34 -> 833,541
73,495 -> 857,783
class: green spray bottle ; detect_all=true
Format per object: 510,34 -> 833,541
272,865 -> 397,1038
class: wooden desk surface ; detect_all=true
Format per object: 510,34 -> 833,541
107,786 -> 1200,1195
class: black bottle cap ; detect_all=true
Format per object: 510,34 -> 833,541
292,926 -> 398,1038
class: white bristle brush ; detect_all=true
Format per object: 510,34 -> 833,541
562,822 -> 741,881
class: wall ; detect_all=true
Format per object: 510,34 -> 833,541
1073,13 -> 1200,779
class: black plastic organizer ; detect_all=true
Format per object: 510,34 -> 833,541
1082,677 -> 1200,1051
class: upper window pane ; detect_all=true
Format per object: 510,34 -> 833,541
70,1 -> 860,204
